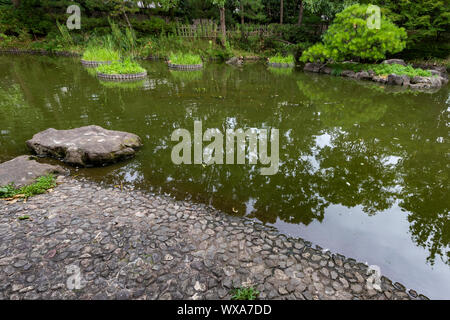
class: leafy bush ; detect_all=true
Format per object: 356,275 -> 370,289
301,4 -> 407,63
329,63 -> 432,78
82,47 -> 120,62
97,58 -> 146,75
0,175 -> 56,199
169,52 -> 203,65
268,54 -> 294,64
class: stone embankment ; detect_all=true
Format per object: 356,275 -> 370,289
0,177 -> 427,300
304,59 -> 448,90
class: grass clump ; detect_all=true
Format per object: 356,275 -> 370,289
230,287 -> 259,300
329,63 -> 432,78
268,54 -> 295,64
0,175 -> 56,199
168,52 -> 203,65
82,47 -> 120,62
97,58 -> 146,75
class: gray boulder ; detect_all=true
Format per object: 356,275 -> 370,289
355,71 -> 372,80
226,56 -> 243,66
382,59 -> 407,66
372,76 -> 388,84
320,66 -> 332,75
341,70 -> 356,78
0,155 -> 67,188
26,125 -> 142,167
304,63 -> 322,73
387,74 -> 410,86
410,76 -> 444,89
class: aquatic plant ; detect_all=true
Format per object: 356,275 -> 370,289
82,47 -> 120,62
169,52 -> 203,65
268,54 -> 294,64
97,58 -> 146,75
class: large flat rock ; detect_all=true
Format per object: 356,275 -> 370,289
0,155 -> 67,187
26,125 -> 143,167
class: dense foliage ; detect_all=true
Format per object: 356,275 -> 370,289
0,0 -> 447,60
301,4 -> 407,62
366,0 -> 450,59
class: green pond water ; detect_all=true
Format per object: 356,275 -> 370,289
0,55 -> 449,298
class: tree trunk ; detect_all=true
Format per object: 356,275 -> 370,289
297,1 -> 303,26
12,0 -> 20,8
280,0 -> 284,24
240,1 -> 244,25
123,11 -> 132,30
220,7 -> 226,46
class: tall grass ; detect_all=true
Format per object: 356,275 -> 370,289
56,20 -> 73,47
109,18 -> 137,57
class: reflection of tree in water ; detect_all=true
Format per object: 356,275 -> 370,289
297,76 -> 388,129
299,74 -> 449,265
384,94 -> 449,266
315,130 -> 398,215
0,56 -> 448,266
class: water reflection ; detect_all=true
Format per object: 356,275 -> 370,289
0,55 -> 448,297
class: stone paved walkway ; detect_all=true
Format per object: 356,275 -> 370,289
0,177 -> 427,300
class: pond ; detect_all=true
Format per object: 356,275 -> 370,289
0,55 -> 448,299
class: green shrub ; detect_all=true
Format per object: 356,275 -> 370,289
169,52 -> 203,65
0,175 -> 56,199
301,4 -> 407,63
82,47 -> 120,62
97,58 -> 146,75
